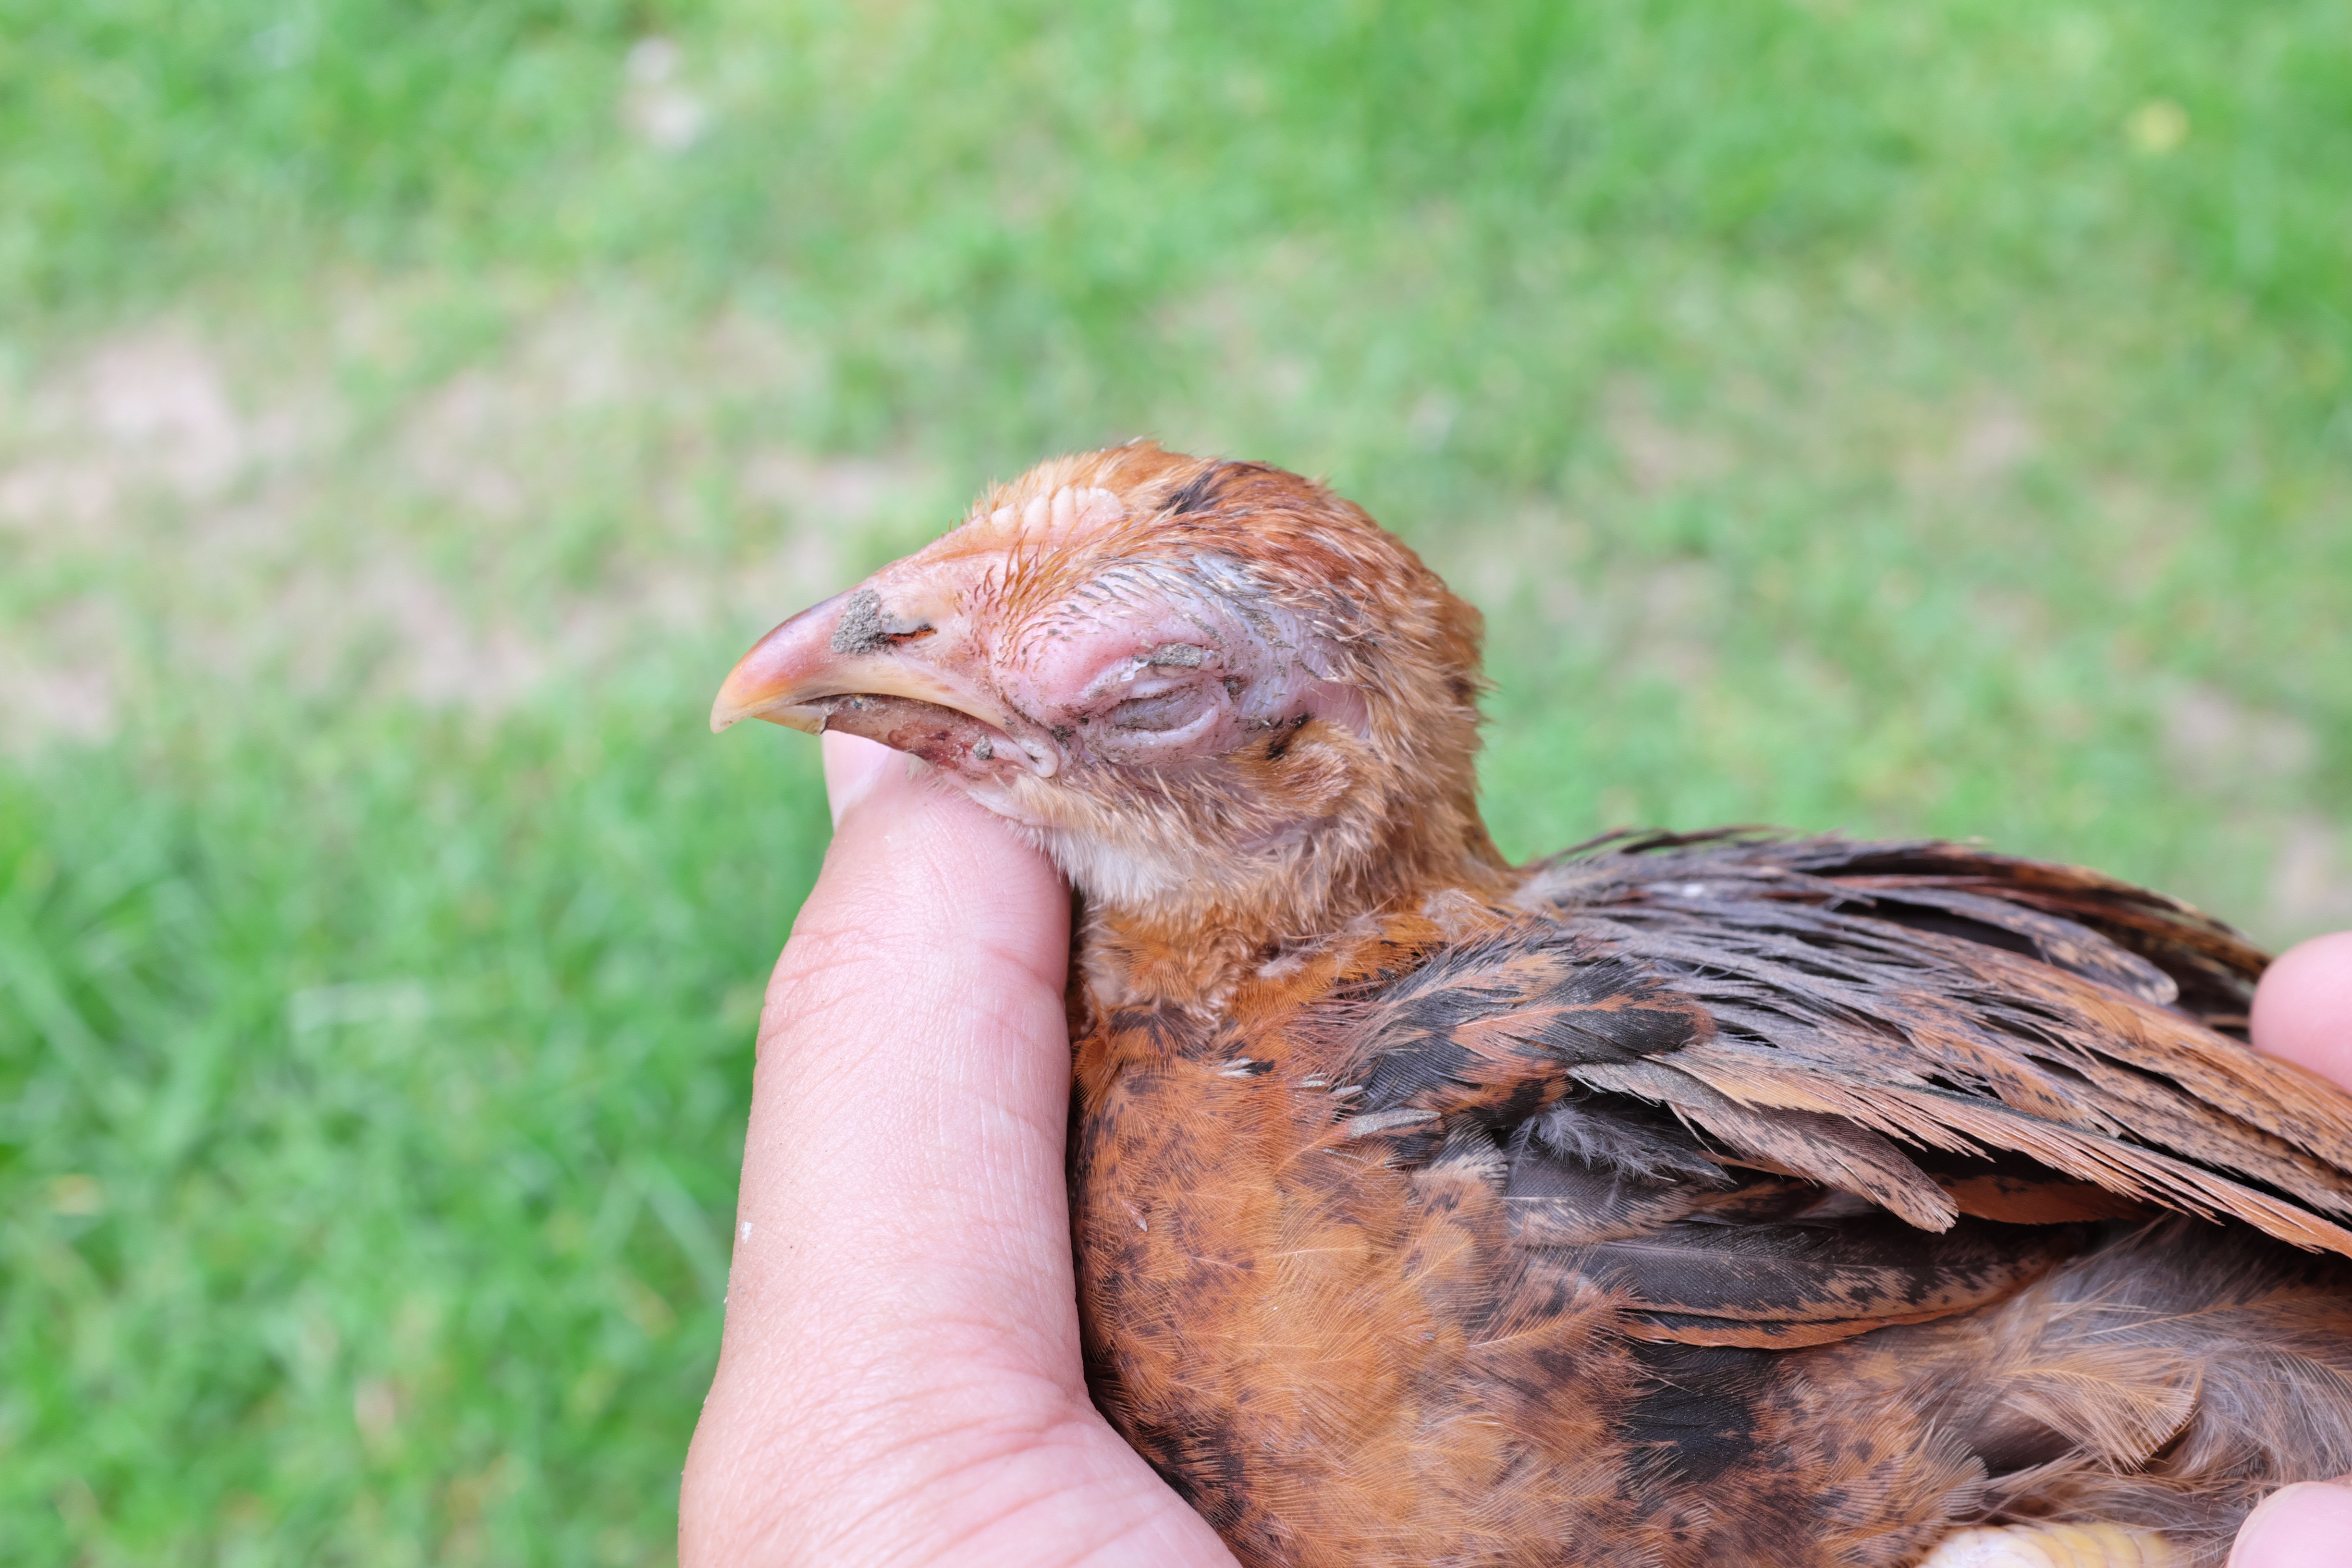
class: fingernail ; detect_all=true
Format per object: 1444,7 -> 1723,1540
821,733 -> 896,828
2230,1481 -> 2352,1568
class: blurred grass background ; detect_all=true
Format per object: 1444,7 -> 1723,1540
3,0 -> 2349,1561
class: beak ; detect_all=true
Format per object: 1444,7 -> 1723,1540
713,481 -> 1123,769
709,583 -> 1016,739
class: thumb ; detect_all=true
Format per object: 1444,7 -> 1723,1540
2250,931 -> 2352,1089
721,728 -> 1076,1391
682,733 -> 1076,1551
2230,1479 -> 2352,1568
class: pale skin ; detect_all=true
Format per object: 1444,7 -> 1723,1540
678,733 -> 2352,1568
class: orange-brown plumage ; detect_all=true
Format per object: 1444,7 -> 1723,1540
715,444 -> 2352,1567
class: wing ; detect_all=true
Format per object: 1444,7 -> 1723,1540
1520,829 -> 2267,1032
1327,834 -> 2352,1347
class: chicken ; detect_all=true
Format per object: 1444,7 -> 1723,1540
710,442 -> 2352,1568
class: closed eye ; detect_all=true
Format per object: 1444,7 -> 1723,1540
1108,688 -> 1208,732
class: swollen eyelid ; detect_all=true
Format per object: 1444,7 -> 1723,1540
1109,689 -> 1206,732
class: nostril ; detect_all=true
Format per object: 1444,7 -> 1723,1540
830,588 -> 934,655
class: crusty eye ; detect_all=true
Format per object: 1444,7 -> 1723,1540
1108,688 -> 1207,732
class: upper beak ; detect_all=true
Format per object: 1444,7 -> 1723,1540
709,583 -> 1013,737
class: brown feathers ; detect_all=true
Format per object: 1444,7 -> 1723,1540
1066,834 -> 2352,1566
716,448 -> 2352,1567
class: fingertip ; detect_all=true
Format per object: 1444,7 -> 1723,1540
804,732 -> 1068,986
2251,931 -> 2352,1089
2230,1480 -> 2352,1568
821,731 -> 897,827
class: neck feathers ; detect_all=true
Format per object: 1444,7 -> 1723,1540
1070,759 -> 1509,1012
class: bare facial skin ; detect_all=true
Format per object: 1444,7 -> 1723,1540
675,735 -> 2352,1568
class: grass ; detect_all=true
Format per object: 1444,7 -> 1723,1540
2,698 -> 828,1563
3,0 -> 2350,1561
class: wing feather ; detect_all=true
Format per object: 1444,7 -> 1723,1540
1578,1214 -> 2081,1348
1512,834 -> 2352,1257
1659,1043 -> 2352,1255
1322,832 -> 2352,1363
1568,1058 -> 1958,1231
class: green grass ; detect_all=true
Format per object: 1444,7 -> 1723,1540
3,0 -> 2351,1561
2,698 -> 828,1563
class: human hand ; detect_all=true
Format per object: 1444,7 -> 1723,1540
2230,931 -> 2352,1568
678,733 -> 1238,1568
